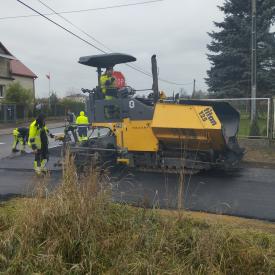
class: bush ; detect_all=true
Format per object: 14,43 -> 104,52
61,98 -> 85,116
5,82 -> 34,120
34,97 -> 86,117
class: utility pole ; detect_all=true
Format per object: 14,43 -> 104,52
192,79 -> 196,98
48,78 -> 51,109
251,0 -> 257,123
47,72 -> 51,109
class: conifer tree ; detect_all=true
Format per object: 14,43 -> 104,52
206,0 -> 275,98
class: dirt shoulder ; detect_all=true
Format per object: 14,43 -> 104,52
239,139 -> 275,165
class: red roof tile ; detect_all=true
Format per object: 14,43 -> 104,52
10,59 -> 37,79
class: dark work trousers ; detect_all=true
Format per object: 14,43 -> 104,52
77,126 -> 88,138
35,142 -> 49,166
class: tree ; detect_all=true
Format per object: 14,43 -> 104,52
206,0 -> 275,98
192,90 -> 209,99
49,92 -> 59,116
5,82 -> 34,120
61,98 -> 85,116
179,88 -> 190,99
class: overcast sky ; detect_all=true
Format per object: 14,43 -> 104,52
0,0 -> 224,98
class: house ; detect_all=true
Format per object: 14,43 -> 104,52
0,42 -> 37,99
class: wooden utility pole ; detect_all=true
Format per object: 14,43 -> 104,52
251,0 -> 257,123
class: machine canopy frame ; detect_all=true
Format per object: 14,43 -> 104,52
78,53 -> 136,68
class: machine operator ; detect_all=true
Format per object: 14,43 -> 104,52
100,67 -> 116,100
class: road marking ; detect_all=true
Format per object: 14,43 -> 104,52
0,142 -> 5,145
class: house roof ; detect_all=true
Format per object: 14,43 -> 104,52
0,42 -> 13,57
10,59 -> 37,79
0,42 -> 37,79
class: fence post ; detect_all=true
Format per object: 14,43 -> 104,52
268,97 -> 274,144
14,104 -> 17,122
3,105 -> 7,123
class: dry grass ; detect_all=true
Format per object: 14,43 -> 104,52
1,154 -> 275,274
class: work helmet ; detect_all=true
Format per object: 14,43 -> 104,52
80,111 -> 85,116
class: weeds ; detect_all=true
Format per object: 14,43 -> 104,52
1,153 -> 275,274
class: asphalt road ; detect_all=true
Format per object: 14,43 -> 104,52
0,127 -> 64,159
113,167 -> 275,221
1,128 -> 275,221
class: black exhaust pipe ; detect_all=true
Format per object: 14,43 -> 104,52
151,55 -> 159,104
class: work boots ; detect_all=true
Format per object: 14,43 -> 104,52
20,145 -> 26,154
34,161 -> 41,175
41,159 -> 48,173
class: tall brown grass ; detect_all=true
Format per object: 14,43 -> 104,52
0,153 -> 275,274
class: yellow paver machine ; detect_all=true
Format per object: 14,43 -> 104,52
68,53 -> 244,174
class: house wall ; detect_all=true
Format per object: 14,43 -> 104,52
0,56 -> 36,100
0,57 -> 12,99
13,75 -> 35,97
0,76 -> 35,100
0,57 -> 10,78
0,79 -> 13,99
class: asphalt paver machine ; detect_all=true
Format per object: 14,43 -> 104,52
64,53 -> 243,174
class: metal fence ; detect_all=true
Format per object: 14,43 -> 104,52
0,101 -> 86,123
0,103 -> 17,122
273,98 -> 275,140
204,98 -> 270,139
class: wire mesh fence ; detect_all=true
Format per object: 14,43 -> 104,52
0,101 -> 86,122
0,103 -> 17,122
204,98 -> 270,138
273,98 -> 275,140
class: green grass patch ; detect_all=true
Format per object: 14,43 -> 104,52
239,117 -> 267,137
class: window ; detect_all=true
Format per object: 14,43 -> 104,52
0,85 -> 4,98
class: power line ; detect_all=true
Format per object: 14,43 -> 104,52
36,0 -> 111,52
16,0 -> 107,53
36,0 -> 158,79
17,0 -> 192,86
35,0 -> 192,86
36,0 -> 153,79
0,0 -> 164,20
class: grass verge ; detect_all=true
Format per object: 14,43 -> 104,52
1,155 -> 275,274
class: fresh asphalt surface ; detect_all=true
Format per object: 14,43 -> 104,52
1,128 -> 275,221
